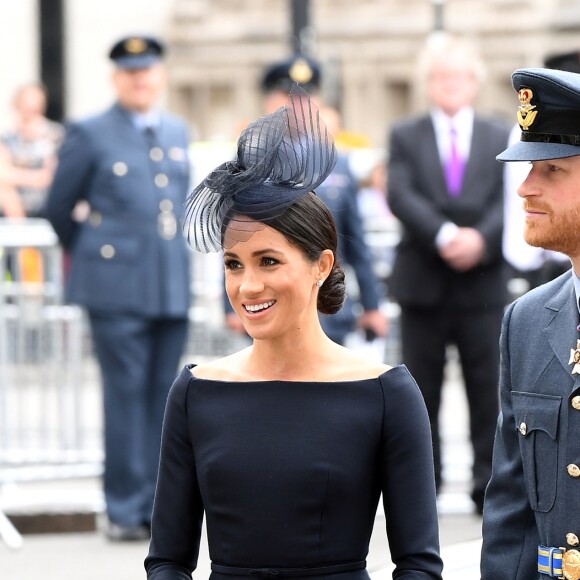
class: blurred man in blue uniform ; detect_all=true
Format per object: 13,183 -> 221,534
45,36 -> 191,541
225,54 -> 387,346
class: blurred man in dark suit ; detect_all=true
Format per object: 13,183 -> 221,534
387,35 -> 510,513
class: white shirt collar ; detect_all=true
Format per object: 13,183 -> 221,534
131,110 -> 160,131
431,106 -> 474,134
430,107 -> 474,161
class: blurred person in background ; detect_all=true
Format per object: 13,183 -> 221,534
350,147 -> 391,225
45,35 -> 191,541
225,54 -> 387,347
387,34 -> 510,514
350,148 -> 398,299
0,83 -> 63,218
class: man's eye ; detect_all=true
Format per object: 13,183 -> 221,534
548,164 -> 561,172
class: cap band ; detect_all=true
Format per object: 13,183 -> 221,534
518,108 -> 580,133
521,131 -> 580,146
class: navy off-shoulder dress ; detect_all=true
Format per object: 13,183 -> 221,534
145,364 -> 443,580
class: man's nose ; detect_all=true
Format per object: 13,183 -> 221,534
517,168 -> 539,199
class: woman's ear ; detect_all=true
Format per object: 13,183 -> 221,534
317,249 -> 334,280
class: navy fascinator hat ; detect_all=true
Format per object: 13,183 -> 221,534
183,86 -> 337,253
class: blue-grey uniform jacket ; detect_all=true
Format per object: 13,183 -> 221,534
315,155 -> 380,340
45,103 -> 191,318
481,270 -> 580,579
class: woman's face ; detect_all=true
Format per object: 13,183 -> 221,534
223,222 -> 321,341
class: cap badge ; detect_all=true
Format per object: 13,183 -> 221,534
289,58 -> 313,84
125,38 -> 146,54
516,87 -> 538,131
569,339 -> 580,375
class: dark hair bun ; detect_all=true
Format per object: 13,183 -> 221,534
318,263 -> 346,315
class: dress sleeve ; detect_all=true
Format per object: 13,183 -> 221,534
145,370 -> 204,580
379,367 -> 443,579
480,301 -> 539,578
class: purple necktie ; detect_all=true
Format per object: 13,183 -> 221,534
445,126 -> 465,197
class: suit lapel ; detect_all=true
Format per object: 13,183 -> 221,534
544,275 -> 580,387
418,116 -> 448,195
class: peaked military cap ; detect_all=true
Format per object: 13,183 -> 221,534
498,67 -> 580,162
545,50 -> 580,75
108,35 -> 164,70
261,54 -> 321,93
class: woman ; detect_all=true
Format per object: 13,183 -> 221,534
145,89 -> 443,579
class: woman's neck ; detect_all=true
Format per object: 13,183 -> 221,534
245,327 -> 337,381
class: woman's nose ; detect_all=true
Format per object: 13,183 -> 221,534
240,271 -> 264,295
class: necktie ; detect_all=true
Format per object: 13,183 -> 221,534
445,125 -> 465,197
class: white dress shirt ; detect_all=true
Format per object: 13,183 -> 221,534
431,107 -> 474,249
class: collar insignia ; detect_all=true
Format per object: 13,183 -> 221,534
569,339 -> 580,375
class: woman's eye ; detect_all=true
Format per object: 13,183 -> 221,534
261,257 -> 278,266
224,259 -> 241,270
548,164 -> 561,172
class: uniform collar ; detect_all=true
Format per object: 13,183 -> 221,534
132,111 -> 160,131
116,105 -> 160,131
573,269 -> 580,315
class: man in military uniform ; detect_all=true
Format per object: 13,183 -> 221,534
45,36 -> 191,541
481,68 -> 580,579
225,54 -> 387,346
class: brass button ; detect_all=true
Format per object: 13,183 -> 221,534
159,199 -> 173,212
100,244 -> 115,259
572,396 -> 580,410
112,161 -> 128,176
154,173 -> 168,188
518,422 -> 527,436
89,211 -> 102,227
568,464 -> 580,478
150,147 -> 163,161
563,549 -> 580,577
567,533 -> 580,547
168,146 -> 185,161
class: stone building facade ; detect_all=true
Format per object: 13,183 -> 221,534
2,1 -> 580,146
166,0 -> 580,146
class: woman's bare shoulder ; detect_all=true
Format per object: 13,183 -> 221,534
328,346 -> 392,381
190,349 -> 250,381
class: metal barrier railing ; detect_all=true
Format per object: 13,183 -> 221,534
0,219 -> 102,548
0,215 -> 402,550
